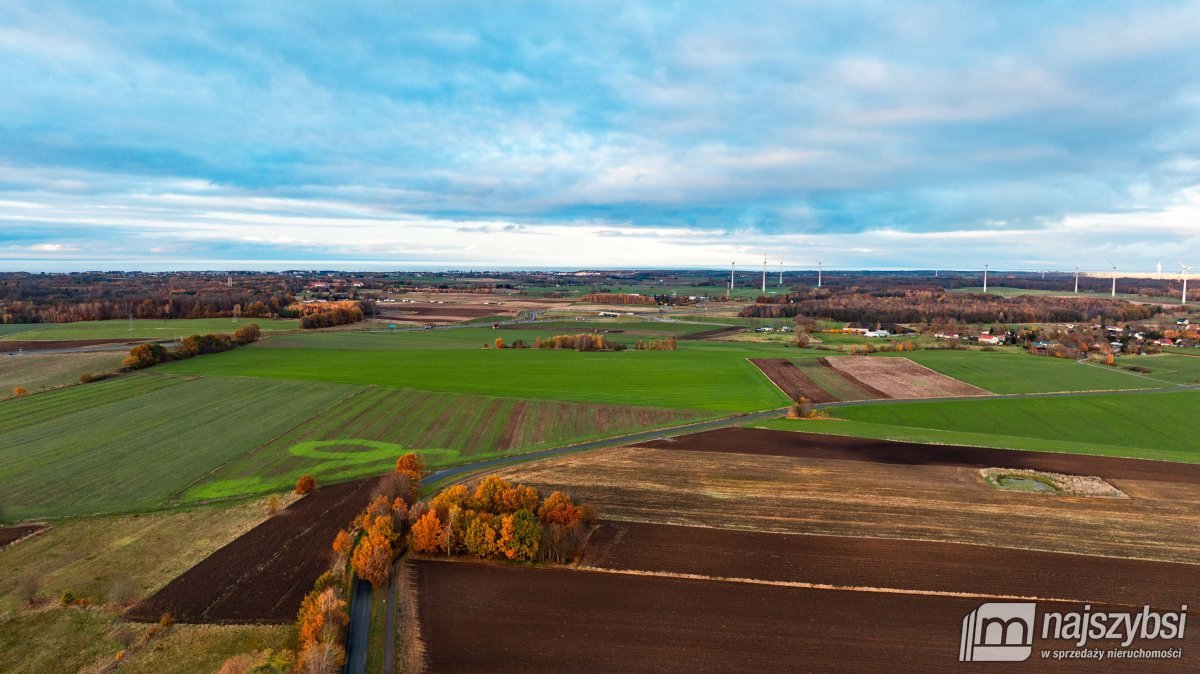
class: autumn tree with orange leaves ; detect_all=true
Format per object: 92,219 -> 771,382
394,452 -> 425,487
295,474 -> 317,495
351,515 -> 395,589
410,511 -> 447,554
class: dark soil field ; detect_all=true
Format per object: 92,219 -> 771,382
678,325 -> 742,340
379,303 -> 513,323
584,521 -> 1199,608
0,338 -> 141,352
749,357 -> 840,403
128,477 -> 378,623
0,524 -> 45,548
636,427 -> 1200,484
413,560 -> 1180,672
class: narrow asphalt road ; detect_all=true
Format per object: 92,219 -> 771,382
343,577 -> 373,674
813,382 -> 1200,410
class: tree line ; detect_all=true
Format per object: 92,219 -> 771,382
121,324 -> 261,370
741,288 -> 1160,324
579,293 -> 656,305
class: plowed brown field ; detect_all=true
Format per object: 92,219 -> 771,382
413,560 -> 1184,672
128,477 -> 378,623
584,521 -> 1199,608
749,358 -> 838,403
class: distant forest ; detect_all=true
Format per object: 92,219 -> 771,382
741,286 -> 1162,324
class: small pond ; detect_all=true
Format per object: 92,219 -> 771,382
996,476 -> 1059,494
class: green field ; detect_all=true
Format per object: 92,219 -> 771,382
1116,353 -> 1200,385
896,349 -> 1159,394
758,390 -> 1200,462
950,285 -> 1184,304
185,387 -> 710,500
160,342 -> 792,411
1,352 -> 125,396
0,318 -> 299,342
0,375 -> 357,520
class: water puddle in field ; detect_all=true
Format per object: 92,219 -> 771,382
996,476 -> 1059,494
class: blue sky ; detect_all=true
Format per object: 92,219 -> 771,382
1,1 -> 1199,272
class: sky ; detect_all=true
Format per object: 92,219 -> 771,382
1,1 -> 1199,272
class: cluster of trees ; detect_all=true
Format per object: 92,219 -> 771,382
633,336 -> 677,351
531,333 -> 626,351
120,324 -> 261,371
579,293 -> 656,305
409,476 -> 596,563
285,301 -> 365,329
485,337 -> 531,349
0,271 -> 300,325
295,576 -> 349,673
740,288 -> 1160,324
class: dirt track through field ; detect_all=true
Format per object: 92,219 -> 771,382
584,521 -> 1198,608
128,477 -> 378,623
414,560 -> 1184,672
635,427 -> 1200,484
825,356 -> 990,398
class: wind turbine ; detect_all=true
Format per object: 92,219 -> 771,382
729,262 -> 735,293
1182,262 -> 1192,306
779,259 -> 784,287
983,264 -> 989,293
761,255 -> 767,293
1073,266 -> 1079,293
1107,258 -> 1117,298
817,260 -> 823,288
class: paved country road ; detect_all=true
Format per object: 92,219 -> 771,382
343,577 -> 373,674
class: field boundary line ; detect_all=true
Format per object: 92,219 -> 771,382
571,566 -> 1145,608
163,385 -> 372,503
889,356 -> 991,396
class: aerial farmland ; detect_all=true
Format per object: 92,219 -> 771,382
5,3 -> 1200,671
2,267 -> 1199,672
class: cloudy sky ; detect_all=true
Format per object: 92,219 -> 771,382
2,1 -> 1199,272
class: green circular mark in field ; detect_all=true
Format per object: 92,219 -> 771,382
289,439 -> 407,463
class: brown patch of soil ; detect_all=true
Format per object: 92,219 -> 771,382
413,560 -> 1168,672
127,477 -> 378,624
0,524 -> 45,547
749,358 -> 838,403
0,338 -> 142,351
824,356 -> 990,398
585,521 -> 1198,608
678,326 -> 742,340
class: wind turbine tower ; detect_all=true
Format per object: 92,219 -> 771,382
761,256 -> 767,293
779,260 -> 783,287
1108,259 -> 1118,298
817,261 -> 823,288
983,264 -> 988,293
1074,266 -> 1079,293
729,262 -> 735,293
1182,263 -> 1192,306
